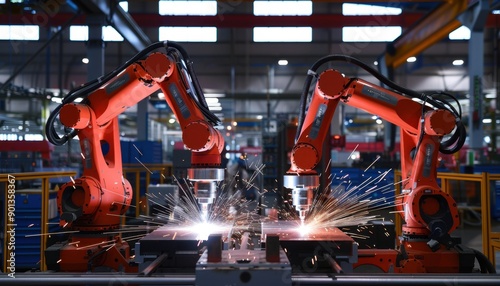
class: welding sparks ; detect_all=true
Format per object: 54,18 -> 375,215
286,155 -> 398,239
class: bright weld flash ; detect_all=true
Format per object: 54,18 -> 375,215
193,222 -> 224,240
297,223 -> 312,237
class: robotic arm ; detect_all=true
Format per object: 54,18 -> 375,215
47,41 -> 224,230
285,55 -> 466,246
45,41 -> 224,271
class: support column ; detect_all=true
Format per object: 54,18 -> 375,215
459,0 -> 489,163
86,15 -> 105,80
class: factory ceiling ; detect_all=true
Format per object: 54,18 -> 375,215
0,0 -> 498,123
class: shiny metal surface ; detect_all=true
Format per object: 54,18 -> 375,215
187,168 -> 225,181
283,174 -> 320,189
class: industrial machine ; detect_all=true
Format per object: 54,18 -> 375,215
44,41 -> 225,272
33,40 -> 496,285
285,55 -> 495,274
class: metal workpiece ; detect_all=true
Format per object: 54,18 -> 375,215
187,167 -> 225,182
196,248 -> 291,286
261,221 -> 357,273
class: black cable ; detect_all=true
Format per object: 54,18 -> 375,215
46,41 -> 168,146
295,55 -> 467,155
473,248 -> 496,273
46,41 -> 221,146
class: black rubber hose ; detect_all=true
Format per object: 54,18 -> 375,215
168,42 -> 220,125
46,41 -> 168,146
473,248 -> 496,273
295,55 -> 467,154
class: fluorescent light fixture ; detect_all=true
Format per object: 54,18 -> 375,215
82,58 -> 89,64
406,57 -> 417,63
205,97 -> 219,104
254,1 -> 312,16
159,26 -> 217,42
449,26 -> 470,40
485,93 -> 496,99
209,106 -> 222,111
483,118 -> 492,124
452,59 -> 464,66
204,93 -> 225,98
0,25 -> 39,40
342,26 -> 401,42
254,27 -> 312,42
158,92 -> 165,99
159,0 -> 217,15
256,115 -> 263,120
278,59 -> 288,66
207,102 -> 221,108
168,118 -> 176,124
342,3 -> 401,15
374,61 -> 379,66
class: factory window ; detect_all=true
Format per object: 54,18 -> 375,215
253,1 -> 312,16
342,3 -> 402,15
159,0 -> 217,16
253,27 -> 312,42
103,26 -> 124,41
449,26 -> 470,40
119,1 -> 128,12
342,26 -> 401,42
0,25 -> 39,41
69,26 -> 124,42
159,27 -> 217,42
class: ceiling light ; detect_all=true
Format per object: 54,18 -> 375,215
452,59 -> 464,66
158,92 -> 165,99
204,93 -> 225,98
406,56 -> 416,63
205,97 -> 219,104
82,58 -> 89,64
374,61 -> 378,66
278,59 -> 288,66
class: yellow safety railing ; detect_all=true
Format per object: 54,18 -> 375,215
0,171 -> 77,272
123,163 -> 173,217
394,170 -> 497,267
489,174 -> 500,267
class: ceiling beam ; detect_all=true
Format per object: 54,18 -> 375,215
4,11 -> 500,29
71,0 -> 150,51
383,0 -> 471,69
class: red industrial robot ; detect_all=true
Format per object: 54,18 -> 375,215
285,55 -> 494,273
45,41 -> 224,272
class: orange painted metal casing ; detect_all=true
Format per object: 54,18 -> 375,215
288,68 -> 459,238
55,51 -> 224,272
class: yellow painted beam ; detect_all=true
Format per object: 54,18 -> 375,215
385,0 -> 469,68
